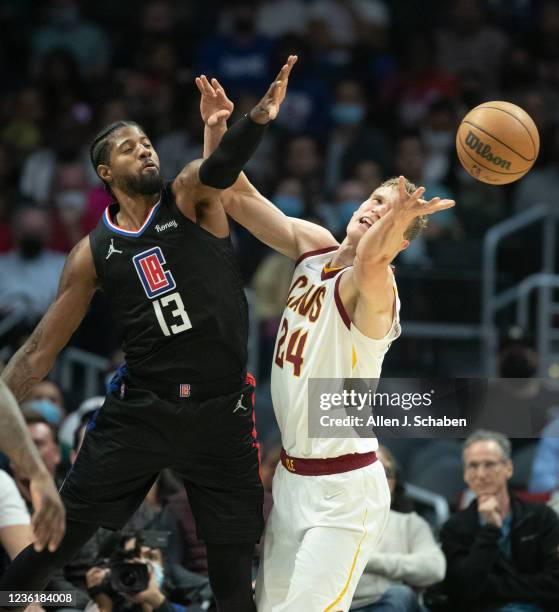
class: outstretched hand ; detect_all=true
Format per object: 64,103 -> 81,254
29,468 -> 66,552
195,74 -> 234,127
396,175 -> 455,220
250,54 -> 298,124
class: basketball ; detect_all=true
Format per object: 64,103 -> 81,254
456,101 -> 540,185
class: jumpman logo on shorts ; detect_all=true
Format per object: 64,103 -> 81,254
106,239 -> 123,260
233,395 -> 249,413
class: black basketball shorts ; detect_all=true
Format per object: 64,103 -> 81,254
59,378 -> 264,544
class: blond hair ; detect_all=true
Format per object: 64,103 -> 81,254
380,177 -> 428,241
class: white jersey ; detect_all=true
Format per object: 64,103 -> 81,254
270,247 -> 401,459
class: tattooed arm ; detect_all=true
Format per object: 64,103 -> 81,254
1,237 -> 97,402
0,237 -> 96,551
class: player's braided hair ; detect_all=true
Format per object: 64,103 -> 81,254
380,177 -> 428,241
89,120 -> 144,196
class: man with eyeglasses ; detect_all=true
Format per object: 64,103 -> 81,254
440,429 -> 559,612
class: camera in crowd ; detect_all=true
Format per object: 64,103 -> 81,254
92,530 -> 169,596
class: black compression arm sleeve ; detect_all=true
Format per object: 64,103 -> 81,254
199,114 -> 268,189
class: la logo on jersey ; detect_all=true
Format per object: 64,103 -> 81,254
133,246 -> 176,299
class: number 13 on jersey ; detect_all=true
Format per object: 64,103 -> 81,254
133,246 -> 192,337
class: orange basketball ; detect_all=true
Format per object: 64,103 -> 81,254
456,101 -> 539,185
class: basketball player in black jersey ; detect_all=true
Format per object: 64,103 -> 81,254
0,58 -> 296,612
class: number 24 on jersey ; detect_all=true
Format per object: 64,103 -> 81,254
274,319 -> 308,376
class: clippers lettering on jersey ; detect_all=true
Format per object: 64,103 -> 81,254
285,274 -> 326,323
133,246 -> 177,299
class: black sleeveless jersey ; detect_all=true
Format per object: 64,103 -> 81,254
89,182 -> 248,387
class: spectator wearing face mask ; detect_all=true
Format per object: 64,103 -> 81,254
86,530 -> 210,612
271,177 -> 305,218
323,179 -> 367,237
25,380 -> 66,427
420,100 -> 457,185
324,80 -> 389,194
86,532 -> 171,612
24,380 -> 72,467
0,206 -> 65,326
281,135 -> 324,217
27,380 -> 64,414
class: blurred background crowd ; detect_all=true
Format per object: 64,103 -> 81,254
2,0 -> 559,610
2,0 -> 559,375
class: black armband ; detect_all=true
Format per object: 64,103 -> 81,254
199,114 -> 268,189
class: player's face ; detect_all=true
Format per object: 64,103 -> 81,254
345,185 -> 397,245
108,126 -> 163,196
463,440 -> 513,498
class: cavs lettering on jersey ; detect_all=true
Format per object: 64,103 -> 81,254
271,246 -> 401,459
88,182 -> 248,387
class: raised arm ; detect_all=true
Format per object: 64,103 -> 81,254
171,58 -> 298,226
197,59 -> 338,259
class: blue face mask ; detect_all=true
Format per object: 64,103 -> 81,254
339,201 -> 360,226
152,563 -> 164,589
26,399 -> 62,426
274,195 -> 304,218
331,103 -> 365,125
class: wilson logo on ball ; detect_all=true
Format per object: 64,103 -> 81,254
465,131 -> 511,170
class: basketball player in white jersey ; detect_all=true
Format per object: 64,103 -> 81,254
197,61 -> 454,611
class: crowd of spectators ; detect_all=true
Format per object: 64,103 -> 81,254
2,3 -> 559,610
1,0 -> 559,379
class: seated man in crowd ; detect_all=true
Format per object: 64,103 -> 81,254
441,429 -> 559,612
351,446 -> 446,612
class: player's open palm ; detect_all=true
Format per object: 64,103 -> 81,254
396,175 -> 455,220
250,54 -> 298,124
195,75 -> 234,127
